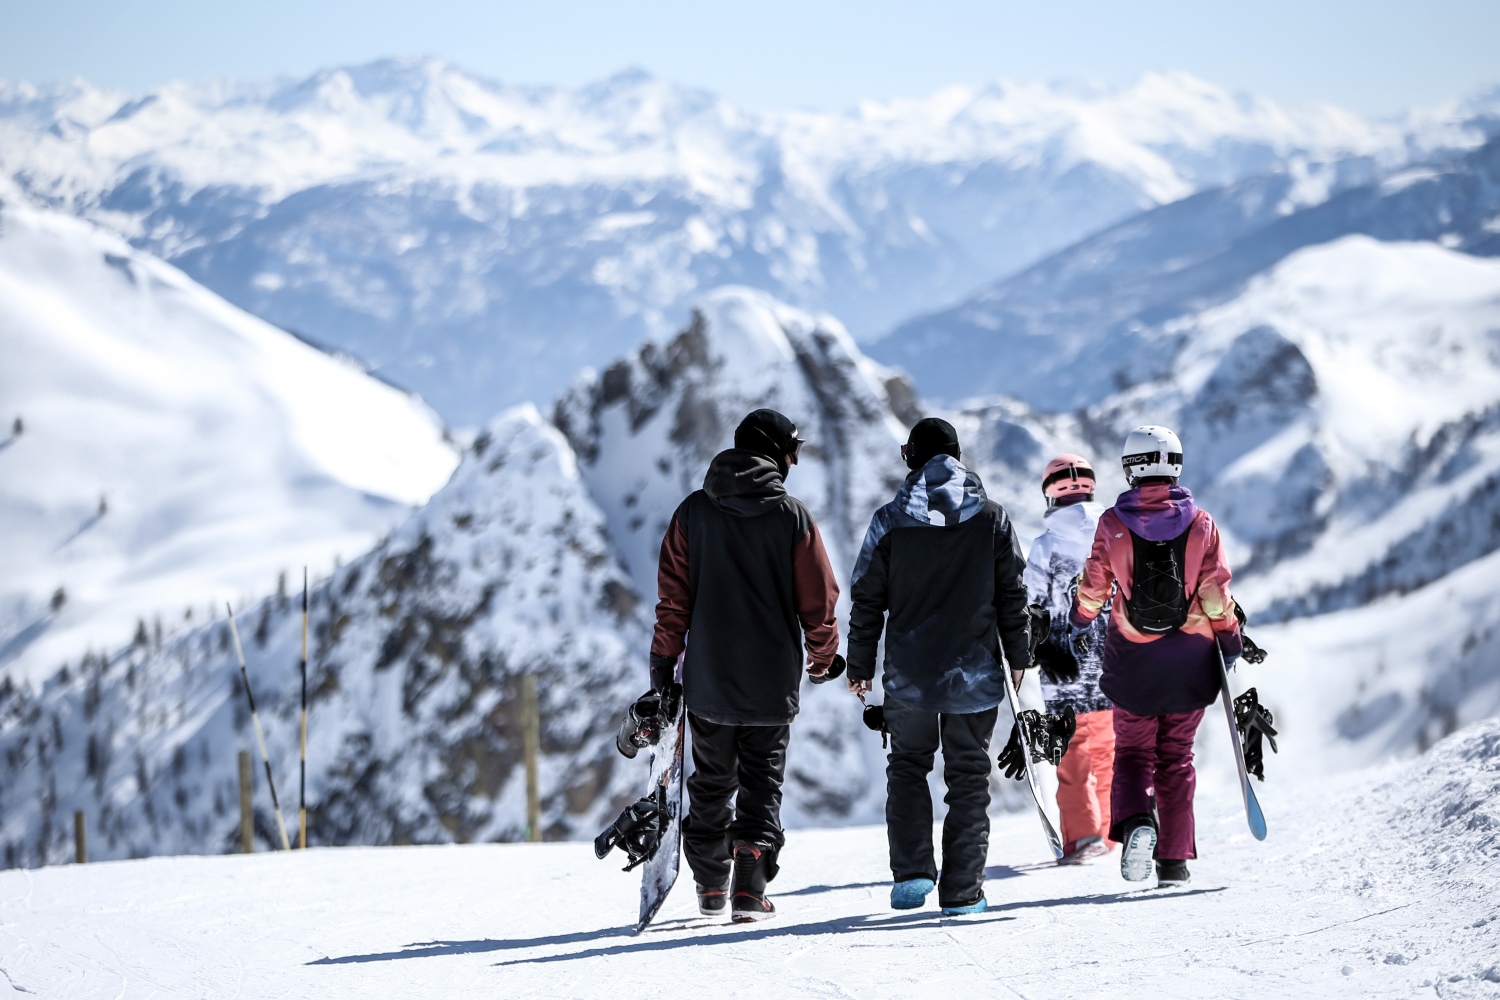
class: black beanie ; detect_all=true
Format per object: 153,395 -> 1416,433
905,417 -> 961,470
734,408 -> 802,464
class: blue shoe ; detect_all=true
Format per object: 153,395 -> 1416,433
940,896 -> 988,916
890,878 -> 935,910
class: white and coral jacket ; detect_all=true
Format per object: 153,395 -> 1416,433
1024,498 -> 1111,715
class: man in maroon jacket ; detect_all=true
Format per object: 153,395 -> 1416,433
651,408 -> 842,923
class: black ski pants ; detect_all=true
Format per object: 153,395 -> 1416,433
682,713 -> 790,888
884,703 -> 998,908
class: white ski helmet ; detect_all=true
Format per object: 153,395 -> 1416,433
1121,425 -> 1183,483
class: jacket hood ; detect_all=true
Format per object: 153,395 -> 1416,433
895,454 -> 987,526
703,448 -> 788,516
1042,499 -> 1105,544
1114,484 -> 1198,541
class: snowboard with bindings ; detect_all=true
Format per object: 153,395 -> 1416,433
1002,668 -> 1065,860
1216,645 -> 1267,841
635,702 -> 685,932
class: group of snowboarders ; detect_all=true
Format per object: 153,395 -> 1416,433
633,408 -> 1245,923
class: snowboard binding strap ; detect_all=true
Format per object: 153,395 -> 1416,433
594,786 -> 667,871
1233,687 -> 1278,781
998,705 -> 1077,778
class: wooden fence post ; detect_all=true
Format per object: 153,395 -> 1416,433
74,810 -> 86,864
239,749 -> 254,854
522,674 -> 541,842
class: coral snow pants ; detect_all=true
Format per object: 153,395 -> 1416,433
1056,708 -> 1115,848
1108,706 -> 1205,861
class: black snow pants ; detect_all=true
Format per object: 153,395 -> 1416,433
884,703 -> 998,908
682,713 -> 791,888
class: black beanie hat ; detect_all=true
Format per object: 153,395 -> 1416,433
734,409 -> 803,465
904,416 -> 961,470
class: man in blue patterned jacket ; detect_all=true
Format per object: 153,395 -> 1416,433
846,417 -> 1031,916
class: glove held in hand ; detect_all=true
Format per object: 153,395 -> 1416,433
809,653 -> 846,685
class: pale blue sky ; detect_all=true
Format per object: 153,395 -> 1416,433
2,0 -> 1496,116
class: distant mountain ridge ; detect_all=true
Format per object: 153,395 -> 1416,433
875,132 -> 1500,407
4,58 -> 1483,424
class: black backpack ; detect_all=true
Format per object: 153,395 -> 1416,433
1125,528 -> 1192,634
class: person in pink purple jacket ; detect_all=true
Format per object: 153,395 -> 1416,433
1069,425 -> 1242,888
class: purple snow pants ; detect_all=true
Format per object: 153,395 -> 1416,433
1109,707 -> 1205,861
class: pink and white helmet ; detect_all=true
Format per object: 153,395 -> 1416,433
1042,454 -> 1096,499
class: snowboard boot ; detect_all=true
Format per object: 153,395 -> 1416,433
1156,859 -> 1191,888
1118,814 -> 1158,883
940,895 -> 988,916
696,879 -> 731,917
730,841 -> 776,922
1058,835 -> 1109,866
890,877 -> 935,910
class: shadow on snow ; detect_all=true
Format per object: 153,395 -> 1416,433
307,886 -> 1224,967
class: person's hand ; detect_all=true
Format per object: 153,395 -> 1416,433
848,676 -> 872,696
1011,669 -> 1025,691
1072,630 -> 1093,657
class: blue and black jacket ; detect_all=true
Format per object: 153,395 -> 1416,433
846,455 -> 1031,713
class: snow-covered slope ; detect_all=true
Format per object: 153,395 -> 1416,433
0,198 -> 457,686
877,133 -> 1500,407
2,718 -> 1496,998
4,60 -> 1477,423
0,407 -> 645,867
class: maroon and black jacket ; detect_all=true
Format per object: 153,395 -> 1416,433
651,449 -> 840,726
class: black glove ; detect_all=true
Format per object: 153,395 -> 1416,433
997,723 -> 1026,780
1072,629 -> 1093,657
1242,634 -> 1268,665
1026,604 -> 1051,658
861,699 -> 888,748
809,653 -> 846,684
649,653 -> 678,691
1232,602 -> 1269,664
1034,643 -> 1080,686
998,705 -> 1077,777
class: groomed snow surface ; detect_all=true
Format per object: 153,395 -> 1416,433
4,720 -> 1496,999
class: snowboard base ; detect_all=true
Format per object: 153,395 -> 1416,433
636,708 -> 686,932
1002,669 -> 1064,859
1217,646 -> 1267,841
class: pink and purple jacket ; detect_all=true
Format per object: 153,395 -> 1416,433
1069,485 -> 1242,716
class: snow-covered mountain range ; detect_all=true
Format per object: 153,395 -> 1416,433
5,59 -> 1486,424
0,195 -> 457,688
4,61 -> 1500,869
876,131 -> 1500,407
